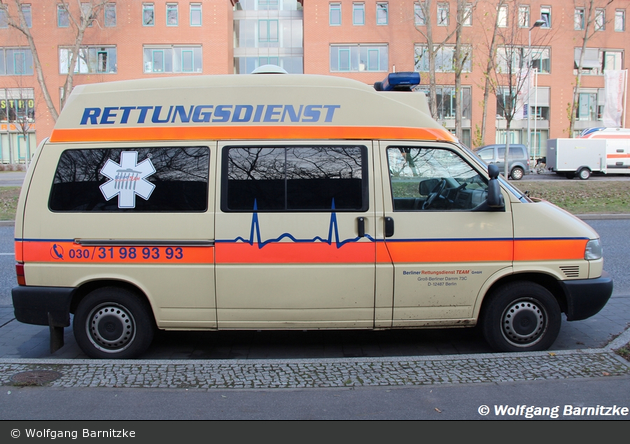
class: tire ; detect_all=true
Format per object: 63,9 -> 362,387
510,167 -> 524,180
565,172 -> 575,179
481,282 -> 561,352
73,287 -> 155,359
578,168 -> 591,180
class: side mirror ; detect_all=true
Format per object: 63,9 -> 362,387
486,164 -> 505,209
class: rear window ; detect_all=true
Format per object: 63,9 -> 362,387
222,145 -> 368,212
49,147 -> 210,212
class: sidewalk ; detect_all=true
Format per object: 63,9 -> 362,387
1,302 -> 629,389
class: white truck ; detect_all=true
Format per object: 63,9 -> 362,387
546,132 -> 630,179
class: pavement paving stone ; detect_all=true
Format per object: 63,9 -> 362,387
1,288 -> 629,391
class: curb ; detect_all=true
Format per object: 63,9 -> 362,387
1,327 -> 629,390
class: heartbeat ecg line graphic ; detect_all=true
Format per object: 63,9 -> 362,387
228,200 -> 375,249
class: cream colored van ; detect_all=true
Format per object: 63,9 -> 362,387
12,72 -> 613,358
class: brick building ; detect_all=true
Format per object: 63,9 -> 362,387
1,0 -> 628,163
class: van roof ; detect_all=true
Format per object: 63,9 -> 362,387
51,73 -> 456,144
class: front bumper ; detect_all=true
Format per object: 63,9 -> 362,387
560,271 -> 613,321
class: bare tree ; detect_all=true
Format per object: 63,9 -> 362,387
414,0 -> 477,143
473,0 -> 507,148
486,3 -> 533,177
0,0 -> 110,122
569,0 -> 614,137
453,0 -> 477,141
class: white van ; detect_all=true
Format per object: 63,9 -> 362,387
12,72 -> 612,359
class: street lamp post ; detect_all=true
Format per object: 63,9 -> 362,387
526,19 -> 545,161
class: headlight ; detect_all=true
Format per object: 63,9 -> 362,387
585,239 -> 602,260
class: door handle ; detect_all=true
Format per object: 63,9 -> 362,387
357,217 -> 365,237
385,217 -> 394,238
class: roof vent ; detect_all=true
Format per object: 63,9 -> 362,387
252,64 -> 289,74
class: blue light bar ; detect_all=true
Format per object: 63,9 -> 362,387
374,72 -> 421,91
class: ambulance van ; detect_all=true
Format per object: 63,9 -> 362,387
12,71 -> 613,359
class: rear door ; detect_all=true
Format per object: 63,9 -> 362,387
379,142 -> 514,326
22,143 -> 216,329
214,141 -> 377,329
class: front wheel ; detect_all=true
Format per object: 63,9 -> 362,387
481,282 -> 561,352
73,287 -> 155,359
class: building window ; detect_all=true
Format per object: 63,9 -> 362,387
21,4 -> 32,28
415,45 -> 472,73
495,46 -> 550,75
540,6 -> 551,28
437,2 -> 449,26
518,5 -> 530,28
329,3 -> 341,26
0,9 -> 8,28
376,2 -> 388,25
615,9 -> 626,32
463,3 -> 472,26
81,2 -> 96,27
143,45 -> 202,73
190,3 -> 202,26
416,86 -> 472,120
0,89 -> 35,123
330,44 -> 388,72
497,4 -> 508,28
166,3 -> 178,26
60,46 -> 117,74
143,3 -> 154,26
414,2 -> 426,26
594,8 -> 605,31
530,47 -> 551,74
353,3 -> 365,25
603,50 -> 623,72
104,3 -> 117,27
1,48 -> 34,75
57,4 -> 70,27
258,20 -> 279,47
258,0 -> 280,11
574,8 -> 585,30
576,90 -> 600,121
574,48 -> 623,76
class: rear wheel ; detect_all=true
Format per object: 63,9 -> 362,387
578,168 -> 591,180
481,282 -> 561,352
510,167 -> 524,180
73,287 -> 155,359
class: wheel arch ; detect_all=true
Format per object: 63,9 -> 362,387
69,279 -> 154,321
476,272 -> 568,319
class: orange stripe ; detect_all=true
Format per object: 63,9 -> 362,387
49,126 -> 457,143
20,238 -> 587,265
15,241 -> 23,262
215,242 -> 375,264
385,240 -> 514,263
514,239 -> 587,261
22,241 -> 213,264
607,153 -> 630,159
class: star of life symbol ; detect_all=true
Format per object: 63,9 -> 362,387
99,151 -> 156,208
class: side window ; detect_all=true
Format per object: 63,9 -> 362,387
509,147 -> 523,159
388,147 -> 488,211
49,147 -> 210,212
477,148 -> 494,162
223,146 -> 368,212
